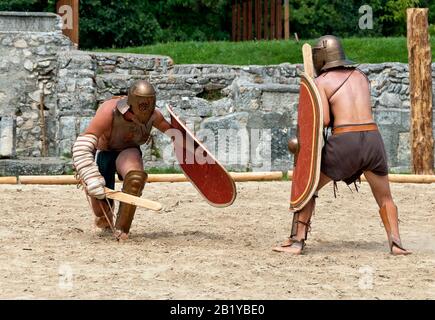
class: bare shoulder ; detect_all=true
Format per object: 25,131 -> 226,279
83,99 -> 116,136
96,99 -> 117,117
314,76 -> 324,86
314,75 -> 328,91
315,69 -> 351,90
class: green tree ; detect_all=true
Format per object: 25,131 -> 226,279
290,0 -> 383,39
0,0 -> 54,11
380,0 -> 421,35
151,0 -> 231,42
2,0 -> 433,48
79,0 -> 161,49
289,0 -> 431,39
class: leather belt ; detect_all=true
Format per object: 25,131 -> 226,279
332,123 -> 378,135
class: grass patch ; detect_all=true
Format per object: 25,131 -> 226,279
64,167 -> 75,175
146,167 -> 182,174
97,37 -> 435,65
282,171 -> 290,181
61,152 -> 72,159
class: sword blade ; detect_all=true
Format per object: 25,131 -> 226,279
104,187 -> 162,212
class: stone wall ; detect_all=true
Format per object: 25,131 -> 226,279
55,56 -> 435,172
1,11 -> 434,174
0,12 -> 72,159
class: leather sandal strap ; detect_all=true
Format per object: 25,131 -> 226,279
390,236 -> 406,252
281,237 -> 305,248
281,238 -> 305,249
297,220 -> 312,234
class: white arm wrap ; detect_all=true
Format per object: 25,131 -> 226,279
72,134 -> 106,199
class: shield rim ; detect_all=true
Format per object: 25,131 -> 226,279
167,105 -> 237,208
290,72 -> 324,211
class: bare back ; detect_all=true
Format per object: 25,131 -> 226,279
315,69 -> 374,127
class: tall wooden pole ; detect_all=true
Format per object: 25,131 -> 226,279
39,84 -> 48,157
284,0 -> 289,40
276,0 -> 282,39
255,0 -> 261,39
248,0 -> 253,40
243,0 -> 248,41
232,0 -> 237,41
407,8 -> 434,174
270,0 -> 276,39
237,1 -> 241,41
263,0 -> 269,40
56,0 -> 79,47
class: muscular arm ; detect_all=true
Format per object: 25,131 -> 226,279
315,78 -> 331,127
152,109 -> 173,134
73,101 -> 115,199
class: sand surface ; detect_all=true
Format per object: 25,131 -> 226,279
0,181 -> 434,299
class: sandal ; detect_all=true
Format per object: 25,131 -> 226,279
379,203 -> 411,255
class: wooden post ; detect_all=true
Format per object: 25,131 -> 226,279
270,0 -> 276,39
56,0 -> 79,47
284,0 -> 290,40
243,0 -> 248,41
39,84 -> 48,157
0,177 -> 17,184
237,1 -> 242,41
407,8 -> 434,174
263,0 -> 269,40
276,0 -> 282,39
248,0 -> 253,40
16,172 -> 284,185
255,0 -> 261,40
232,0 -> 237,41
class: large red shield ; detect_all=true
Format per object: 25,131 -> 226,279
290,73 -> 324,211
167,106 -> 237,207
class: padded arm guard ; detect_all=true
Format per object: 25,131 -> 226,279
72,134 -> 106,199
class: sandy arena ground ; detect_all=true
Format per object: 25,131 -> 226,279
0,180 -> 434,300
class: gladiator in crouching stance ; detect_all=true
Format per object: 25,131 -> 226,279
273,35 -> 411,255
72,80 -> 173,240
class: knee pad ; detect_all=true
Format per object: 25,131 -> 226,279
122,170 -> 148,196
115,170 -> 148,234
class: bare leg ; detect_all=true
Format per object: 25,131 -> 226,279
273,172 -> 332,254
363,171 -> 411,255
90,197 -> 114,229
116,148 -> 144,178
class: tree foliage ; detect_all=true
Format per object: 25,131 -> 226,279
0,0 -> 54,11
150,0 -> 231,42
79,0 -> 161,49
0,0 -> 433,48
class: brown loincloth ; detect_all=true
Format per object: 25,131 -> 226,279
321,123 -> 388,185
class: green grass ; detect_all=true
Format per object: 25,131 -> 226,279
146,167 -> 183,174
98,37 -> 435,65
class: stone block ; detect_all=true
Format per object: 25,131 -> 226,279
397,132 -> 411,167
0,116 -> 16,158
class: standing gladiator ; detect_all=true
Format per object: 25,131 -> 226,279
72,80 -> 173,240
273,35 -> 411,255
